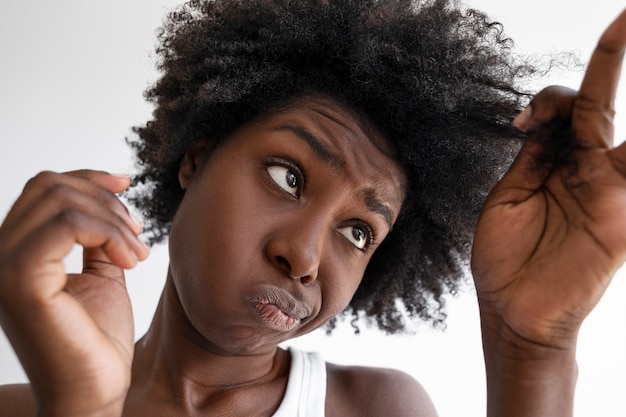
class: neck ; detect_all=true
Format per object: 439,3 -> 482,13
127,270 -> 290,413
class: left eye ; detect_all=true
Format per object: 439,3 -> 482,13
338,225 -> 371,250
267,164 -> 301,197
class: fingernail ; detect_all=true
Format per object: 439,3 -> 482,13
137,238 -> 151,258
513,105 -> 533,132
129,249 -> 139,265
130,212 -> 144,229
110,173 -> 131,180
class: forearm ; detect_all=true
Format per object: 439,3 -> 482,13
481,316 -> 578,417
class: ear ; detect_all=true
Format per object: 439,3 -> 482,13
178,140 -> 213,190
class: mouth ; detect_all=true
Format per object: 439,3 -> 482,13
246,287 -> 310,332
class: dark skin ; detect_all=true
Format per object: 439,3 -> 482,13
123,98 -> 425,416
0,97 -> 434,417
472,8 -> 626,416
0,8 -> 625,417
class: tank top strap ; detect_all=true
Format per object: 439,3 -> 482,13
272,347 -> 326,417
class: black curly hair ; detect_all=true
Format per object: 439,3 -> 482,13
127,0 -> 541,333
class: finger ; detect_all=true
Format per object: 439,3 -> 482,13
65,171 -> 143,233
514,86 -> 577,133
5,210 -> 142,300
1,171 -> 142,237
0,185 -> 148,261
3,171 -> 133,229
607,139 -> 626,177
572,8 -> 626,147
63,169 -> 133,194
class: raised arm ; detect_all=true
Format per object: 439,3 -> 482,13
471,9 -> 626,417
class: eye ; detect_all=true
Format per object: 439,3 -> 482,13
266,162 -> 302,197
338,224 -> 373,250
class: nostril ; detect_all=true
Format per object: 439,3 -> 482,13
276,255 -> 315,283
299,275 -> 315,285
276,255 -> 290,271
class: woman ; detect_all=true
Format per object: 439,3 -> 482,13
0,0 -> 625,415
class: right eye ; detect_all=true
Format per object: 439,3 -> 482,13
266,162 -> 303,198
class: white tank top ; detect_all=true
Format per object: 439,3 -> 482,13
272,348 -> 326,417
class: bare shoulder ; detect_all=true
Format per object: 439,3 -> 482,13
325,362 -> 438,417
0,383 -> 35,417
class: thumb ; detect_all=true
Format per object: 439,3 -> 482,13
81,246 -> 127,284
513,86 -> 577,133
69,246 -> 134,358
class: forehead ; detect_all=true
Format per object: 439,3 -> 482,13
276,96 -> 400,160
258,95 -> 407,217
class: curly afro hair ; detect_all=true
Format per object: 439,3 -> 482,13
128,0 -> 540,333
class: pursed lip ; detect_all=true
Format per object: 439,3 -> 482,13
245,286 -> 311,331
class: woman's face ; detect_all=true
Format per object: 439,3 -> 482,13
168,96 -> 406,354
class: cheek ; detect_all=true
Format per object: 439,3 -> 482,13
173,155 -> 263,246
168,171 -> 266,304
318,259 -> 366,317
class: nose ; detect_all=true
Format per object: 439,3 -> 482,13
265,214 -> 325,284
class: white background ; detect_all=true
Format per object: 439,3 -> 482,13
0,1 -> 624,416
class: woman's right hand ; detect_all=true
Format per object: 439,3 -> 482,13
0,170 -> 149,417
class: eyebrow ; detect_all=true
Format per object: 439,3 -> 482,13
274,124 -> 343,168
362,188 -> 395,230
273,124 -> 396,230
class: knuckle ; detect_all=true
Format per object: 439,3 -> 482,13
574,95 -> 599,111
95,192 -> 132,226
97,187 -> 123,208
56,208 -> 125,241
46,182 -> 75,201
0,247 -> 32,302
533,85 -> 577,108
56,207 -> 84,227
23,170 -> 59,192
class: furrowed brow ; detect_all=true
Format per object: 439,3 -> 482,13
362,188 -> 395,230
274,125 -> 343,168
274,124 -> 396,229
